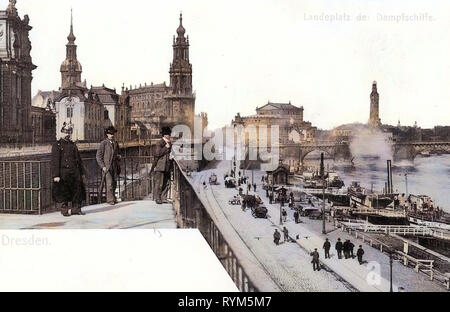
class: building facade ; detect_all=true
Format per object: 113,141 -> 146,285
30,105 -> 55,143
91,85 -> 130,143
121,14 -> 196,137
232,102 -> 316,146
32,90 -> 61,110
0,1 -> 36,143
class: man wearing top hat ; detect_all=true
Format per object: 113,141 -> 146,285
51,122 -> 86,216
96,126 -> 121,205
153,126 -> 173,204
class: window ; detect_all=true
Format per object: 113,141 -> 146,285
67,107 -> 73,118
104,110 -> 109,120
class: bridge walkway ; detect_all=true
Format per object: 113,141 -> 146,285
0,197 -> 176,229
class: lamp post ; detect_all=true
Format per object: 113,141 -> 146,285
404,172 -> 408,197
280,200 -> 283,225
385,248 -> 394,292
320,153 -> 326,234
322,176 -> 326,234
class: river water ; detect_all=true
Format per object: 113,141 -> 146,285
306,155 -> 450,213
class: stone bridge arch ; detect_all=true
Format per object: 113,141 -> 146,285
393,142 -> 450,160
300,146 -> 336,163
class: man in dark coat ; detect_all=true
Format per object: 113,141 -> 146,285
343,240 -> 350,259
153,126 -> 172,204
294,210 -> 299,224
283,226 -> 289,243
311,248 -> 320,271
282,208 -> 287,222
323,238 -> 331,259
273,229 -> 281,245
335,238 -> 343,259
357,245 -> 365,265
348,240 -> 355,258
96,126 -> 121,205
51,122 -> 86,217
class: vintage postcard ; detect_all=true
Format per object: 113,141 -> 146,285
0,0 -> 449,296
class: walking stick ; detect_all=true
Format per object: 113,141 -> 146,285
98,169 -> 107,204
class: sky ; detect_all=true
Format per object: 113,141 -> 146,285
6,0 -> 450,130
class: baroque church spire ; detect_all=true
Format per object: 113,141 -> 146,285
60,9 -> 83,90
170,13 -> 192,96
67,8 -> 76,43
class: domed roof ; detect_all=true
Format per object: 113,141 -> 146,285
60,59 -> 82,72
177,13 -> 185,37
67,30 -> 76,43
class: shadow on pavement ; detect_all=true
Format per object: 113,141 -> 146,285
84,202 -> 136,215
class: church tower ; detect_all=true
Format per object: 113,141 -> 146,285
169,13 -> 193,95
60,10 -> 83,91
368,81 -> 381,127
165,13 -> 195,129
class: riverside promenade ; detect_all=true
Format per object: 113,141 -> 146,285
189,161 -> 445,292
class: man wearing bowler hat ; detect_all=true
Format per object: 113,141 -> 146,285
153,126 -> 173,204
96,126 -> 121,205
51,122 -> 86,216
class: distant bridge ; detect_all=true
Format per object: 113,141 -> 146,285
279,141 -> 450,163
393,141 -> 450,160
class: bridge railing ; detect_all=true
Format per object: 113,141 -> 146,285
0,156 -> 154,214
171,159 -> 279,292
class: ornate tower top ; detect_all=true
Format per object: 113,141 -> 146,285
60,9 -> 83,91
177,13 -> 186,38
170,13 -> 193,96
67,9 -> 76,43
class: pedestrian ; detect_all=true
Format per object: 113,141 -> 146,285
335,238 -> 343,259
294,210 -> 299,224
96,126 -> 121,205
311,248 -> 320,271
152,126 -> 173,205
283,227 -> 289,242
51,122 -> 86,217
282,208 -> 287,222
253,183 -> 257,192
241,198 -> 247,211
248,183 -> 251,193
273,229 -> 281,245
343,240 -> 350,259
357,245 -> 365,265
348,240 -> 355,258
266,188 -> 269,198
323,238 -> 331,259
269,192 -> 273,204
